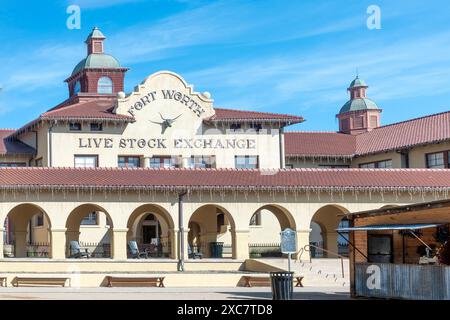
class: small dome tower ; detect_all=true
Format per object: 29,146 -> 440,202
336,76 -> 382,135
64,27 -> 129,97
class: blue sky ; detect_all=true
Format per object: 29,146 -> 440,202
0,0 -> 449,131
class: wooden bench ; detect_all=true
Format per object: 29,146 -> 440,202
12,277 -> 70,287
243,276 -> 272,287
243,276 -> 304,287
0,277 -> 7,287
106,276 -> 165,287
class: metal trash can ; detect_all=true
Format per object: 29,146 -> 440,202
270,271 -> 294,300
209,242 -> 224,258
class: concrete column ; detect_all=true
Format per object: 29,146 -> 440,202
112,228 -> 128,260
232,230 -> 250,260
170,229 -> 178,259
295,229 -> 311,261
325,232 -> 339,257
14,230 -> 28,257
50,228 -> 67,259
0,228 -> 4,259
182,229 -> 189,260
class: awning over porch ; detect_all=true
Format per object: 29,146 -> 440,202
336,223 -> 443,232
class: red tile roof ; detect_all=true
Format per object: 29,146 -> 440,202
356,111 -> 450,155
41,99 -> 133,122
0,167 -> 448,192
0,130 -> 35,155
285,111 -> 450,157
208,108 -> 304,124
285,132 -> 355,157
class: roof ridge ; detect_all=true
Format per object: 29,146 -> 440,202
370,110 -> 450,131
285,131 -> 344,134
214,107 -> 303,118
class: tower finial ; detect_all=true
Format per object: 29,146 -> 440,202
356,67 -> 359,78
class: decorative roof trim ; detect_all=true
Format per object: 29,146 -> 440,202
0,184 -> 448,194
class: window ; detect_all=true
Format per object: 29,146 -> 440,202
235,156 -> 258,169
377,160 -> 393,168
250,212 -> 262,226
0,162 -> 26,167
353,116 -> 364,128
189,156 -> 216,169
426,151 -> 449,168
370,115 -> 378,128
318,164 -> 351,168
285,164 -> 294,169
69,122 -> 82,131
35,213 -> 44,227
81,212 -> 98,225
149,156 -> 179,168
74,155 -> 98,168
359,159 -> 392,169
217,213 -> 225,233
229,123 -> 241,131
90,123 -> 103,131
97,77 -> 113,94
118,156 -> 140,168
341,118 -> 350,131
249,123 -> 262,133
74,80 -> 81,95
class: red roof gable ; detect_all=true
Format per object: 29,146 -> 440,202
0,130 -> 35,155
0,167 -> 448,192
41,99 -> 133,121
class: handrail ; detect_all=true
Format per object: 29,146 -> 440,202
296,244 -> 345,278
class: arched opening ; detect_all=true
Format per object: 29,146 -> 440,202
3,204 -> 51,258
97,76 -> 113,94
309,205 -> 349,258
126,204 -> 174,258
248,204 -> 296,258
65,204 -> 113,258
188,205 -> 236,259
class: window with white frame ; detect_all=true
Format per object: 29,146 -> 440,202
359,159 -> 392,168
189,156 -> 216,169
74,155 -> 98,168
81,212 -> 98,225
97,77 -> 113,94
426,151 -> 448,168
235,156 -> 258,169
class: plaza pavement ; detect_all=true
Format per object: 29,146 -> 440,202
0,286 -> 350,300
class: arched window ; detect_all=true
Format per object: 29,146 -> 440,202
73,80 -> 81,94
97,76 -> 113,94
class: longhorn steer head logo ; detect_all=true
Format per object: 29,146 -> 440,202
150,112 -> 182,134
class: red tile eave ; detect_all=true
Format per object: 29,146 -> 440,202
354,137 -> 450,157
0,168 -> 449,192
